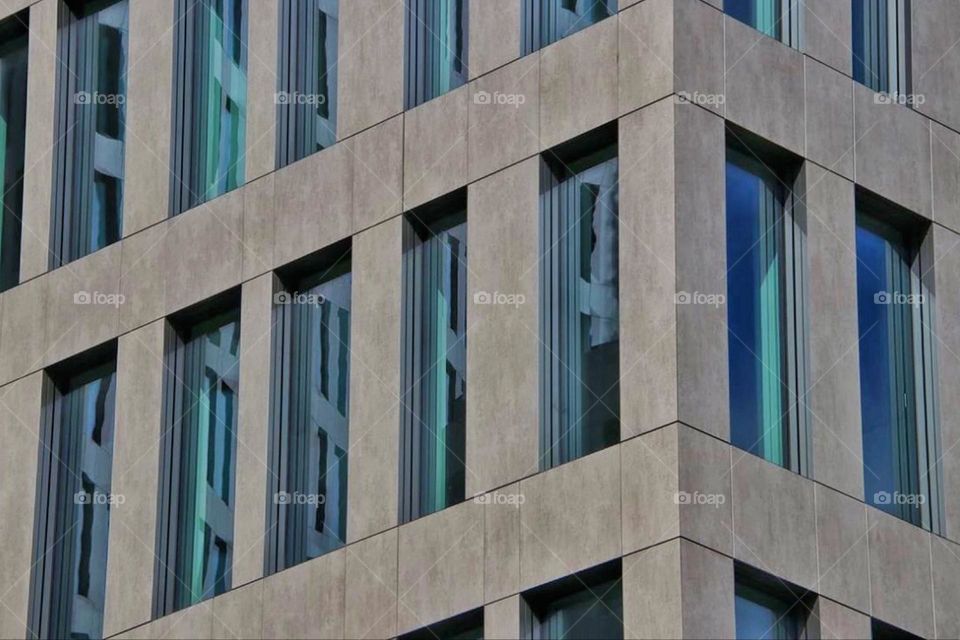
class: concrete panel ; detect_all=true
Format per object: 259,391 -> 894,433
484,596 -> 521,640
0,373 -> 42,640
680,540 -> 735,640
103,322 -> 165,637
673,0 -> 725,116
347,218 -> 402,542
232,275 -> 273,587
351,115 -> 403,232
123,0 -> 175,235
815,599 -> 871,640
724,15 -> 805,156
397,500 -> 484,633
912,0 -> 960,132
468,55 -> 539,182
484,484 -> 521,603
19,0 -> 56,281
618,0 -> 673,115
338,0 -> 404,139
0,274 -> 47,385
854,83 -> 932,219
678,425 -> 732,554
163,189 -> 244,314
44,243 -> 122,367
261,550 -> 345,640
674,103 -> 727,439
519,446 -> 621,589
469,0 -> 521,79
244,0 -> 278,181
731,453 -> 818,590
619,101 -> 677,439
273,141 -> 353,267
804,59 -> 855,180
540,18 -> 618,149
621,426 -> 679,555
933,536 -> 960,640
148,600 -> 213,640
804,0 -> 853,75
931,121 -> 960,234
241,174 -> 276,281
804,165 -> 862,498
465,159 -> 539,495
815,485 -> 869,612
119,222 -> 168,332
211,581 -> 263,640
622,541 -> 682,640
868,509 -> 934,638
403,84 -> 469,210
344,529 -> 398,639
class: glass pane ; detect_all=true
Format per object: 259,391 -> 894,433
735,582 -> 802,640
0,19 -> 27,291
725,0 -> 782,40
856,215 -> 923,525
540,148 -> 619,470
852,0 -> 906,94
174,313 -> 240,608
726,150 -> 789,467
405,0 -> 469,108
534,577 -> 623,640
522,0 -> 617,54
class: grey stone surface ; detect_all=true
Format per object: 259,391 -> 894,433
931,121 -> 960,234
680,540 -> 735,639
261,550 -> 345,639
804,0 -> 853,75
815,599 -> 871,640
815,485 -> 870,612
484,596 -> 521,640
211,581 -> 263,640
622,541 -> 682,639
484,483 -> 521,602
932,535 -> 960,640
912,0 -> 960,132
351,115 -> 403,232
344,529 -> 398,639
678,425 -> 732,554
804,58 -> 855,180
244,0 -> 279,182
620,426 -> 679,555
403,85 -> 469,210
469,0 -> 521,79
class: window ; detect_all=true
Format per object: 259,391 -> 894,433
276,0 -> 338,168
855,199 -> 941,532
522,0 -> 617,55
735,567 -> 813,640
724,0 -> 801,48
404,0 -> 468,109
28,350 -> 117,640
853,0 -> 909,97
521,561 -> 623,640
726,138 -> 809,473
170,0 -> 247,215
155,305 -> 240,615
0,12 -> 28,292
265,255 -> 352,574
539,134 -> 619,470
398,608 -> 483,640
399,198 -> 468,523
51,0 -> 128,267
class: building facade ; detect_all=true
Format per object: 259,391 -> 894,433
1,0 -> 960,638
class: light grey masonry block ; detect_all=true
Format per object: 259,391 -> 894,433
803,0 -> 853,75
620,427 -> 679,556
520,446 -> 621,589
932,536 -> 960,640
211,580 -> 263,640
484,484 -> 521,603
815,485 -> 869,612
931,121 -> 960,234
724,15 -> 805,156
261,549 -> 345,639
622,541 -> 682,639
0,373 -> 42,640
119,221 -> 167,332
351,115 -> 403,232
466,159 -> 539,495
679,540 -> 735,639
619,101 -> 678,439
347,218 -> 402,542
344,529 -> 398,639
854,83 -> 932,219
242,174 -> 276,281
403,84 -> 469,210
804,165 -> 863,498
815,599 -> 871,640
678,425 -> 732,555
912,0 -> 960,132
244,0 -> 278,182
540,18 -> 618,149
731,453 -> 818,590
397,500 -> 484,633
485,596 -> 521,640
804,58 -> 855,180
469,0 -> 521,79
0,273 -> 47,386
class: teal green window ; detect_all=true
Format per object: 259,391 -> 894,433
51,0 -> 128,266
399,203 -> 468,523
539,141 -> 619,470
726,143 -> 809,473
155,309 -> 240,616
404,0 -> 468,108
725,0 -> 801,47
0,12 -> 28,292
170,0 -> 247,215
852,0 -> 910,95
29,355 -> 117,640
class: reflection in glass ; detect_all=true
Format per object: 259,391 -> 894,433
404,0 -> 469,108
522,0 -> 617,55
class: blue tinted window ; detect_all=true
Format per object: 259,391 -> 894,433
405,0 -> 469,108
735,582 -> 804,640
522,0 -> 617,54
852,0 -> 909,94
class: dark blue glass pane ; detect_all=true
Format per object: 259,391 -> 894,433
735,584 -> 801,640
